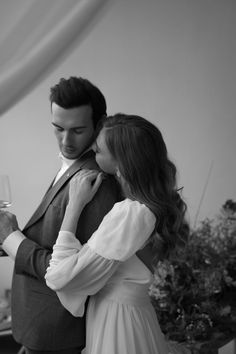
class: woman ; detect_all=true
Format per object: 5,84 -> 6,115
45,113 -> 190,354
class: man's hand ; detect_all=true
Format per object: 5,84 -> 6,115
0,211 -> 19,243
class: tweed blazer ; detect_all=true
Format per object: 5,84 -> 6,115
11,150 -> 122,350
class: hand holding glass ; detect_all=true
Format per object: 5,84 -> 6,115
0,175 -> 12,209
0,175 -> 12,256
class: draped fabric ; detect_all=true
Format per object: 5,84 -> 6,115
0,0 -> 109,117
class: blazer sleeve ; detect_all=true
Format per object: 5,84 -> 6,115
14,176 -> 121,281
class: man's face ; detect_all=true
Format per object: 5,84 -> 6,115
51,103 -> 95,159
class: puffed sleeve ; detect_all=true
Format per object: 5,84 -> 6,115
45,199 -> 156,316
87,199 -> 156,260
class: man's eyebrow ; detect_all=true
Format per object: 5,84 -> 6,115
52,123 -> 61,128
51,123 -> 87,129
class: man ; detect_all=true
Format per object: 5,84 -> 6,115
0,77 -> 121,354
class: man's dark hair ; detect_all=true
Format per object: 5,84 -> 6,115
49,76 -> 107,128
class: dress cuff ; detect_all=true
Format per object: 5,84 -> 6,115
57,231 -> 82,250
2,230 -> 26,260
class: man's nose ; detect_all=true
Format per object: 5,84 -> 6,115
62,131 -> 71,145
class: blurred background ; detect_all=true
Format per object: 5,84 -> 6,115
0,0 -> 235,305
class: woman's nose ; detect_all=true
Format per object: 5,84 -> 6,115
91,142 -> 96,152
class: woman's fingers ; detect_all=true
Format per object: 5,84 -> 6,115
68,169 -> 105,208
92,172 -> 104,193
73,169 -> 99,183
70,169 -> 104,195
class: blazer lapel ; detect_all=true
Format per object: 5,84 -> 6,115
23,151 -> 94,230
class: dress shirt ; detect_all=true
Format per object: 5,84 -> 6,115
53,153 -> 77,185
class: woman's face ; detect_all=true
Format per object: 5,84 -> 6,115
93,128 -> 118,174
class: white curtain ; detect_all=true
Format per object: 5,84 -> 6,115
0,0 -> 110,117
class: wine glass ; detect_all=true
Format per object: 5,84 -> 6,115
0,175 -> 12,256
0,175 -> 12,209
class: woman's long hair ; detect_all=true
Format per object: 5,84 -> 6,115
100,113 -> 189,263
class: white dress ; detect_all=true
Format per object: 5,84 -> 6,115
45,199 -> 190,354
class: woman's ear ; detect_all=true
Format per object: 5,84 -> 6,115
115,168 -> 121,179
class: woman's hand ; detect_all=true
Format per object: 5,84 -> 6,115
61,170 -> 104,234
68,169 -> 104,208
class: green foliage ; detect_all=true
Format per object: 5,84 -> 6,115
149,199 -> 236,344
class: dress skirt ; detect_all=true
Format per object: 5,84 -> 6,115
85,282 -> 171,354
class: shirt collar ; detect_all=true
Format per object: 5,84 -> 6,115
59,146 -> 93,168
59,152 -> 77,169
